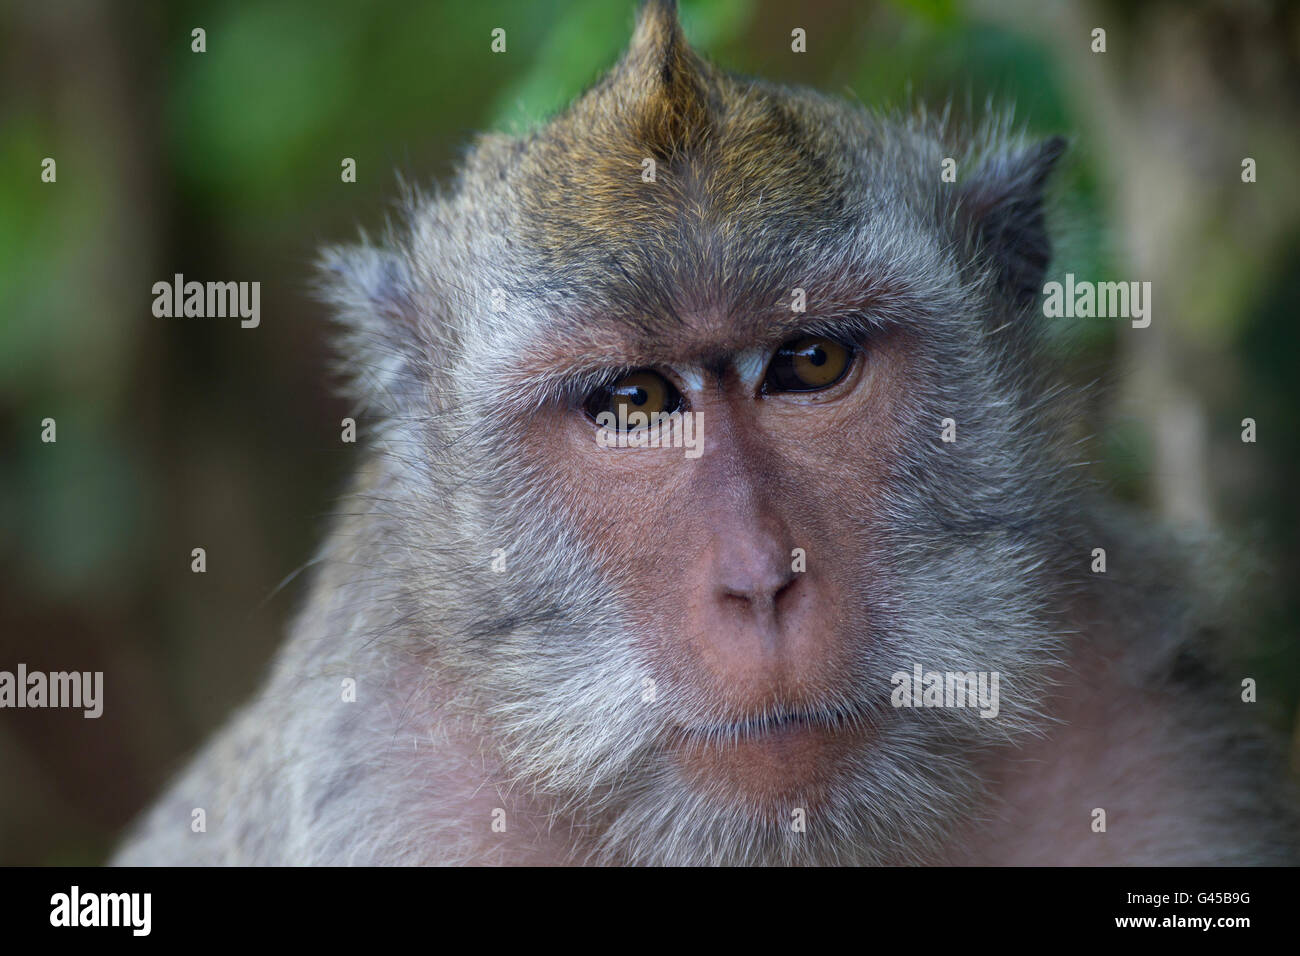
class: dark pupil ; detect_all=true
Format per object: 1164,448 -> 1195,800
806,345 -> 827,366
627,387 -> 647,406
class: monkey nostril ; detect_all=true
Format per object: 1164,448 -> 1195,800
773,574 -> 798,605
721,565 -> 799,612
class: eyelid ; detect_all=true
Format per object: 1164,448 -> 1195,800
596,366 -> 691,401
779,331 -> 856,350
562,367 -> 636,410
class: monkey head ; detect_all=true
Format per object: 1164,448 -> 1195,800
319,0 -> 1073,865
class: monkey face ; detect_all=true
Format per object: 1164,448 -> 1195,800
323,0 -> 1071,864
462,271 -> 1063,864
546,324 -> 901,810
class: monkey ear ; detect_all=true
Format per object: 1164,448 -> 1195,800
956,136 -> 1067,311
315,244 -> 421,412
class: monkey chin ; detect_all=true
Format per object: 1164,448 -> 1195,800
670,709 -> 866,815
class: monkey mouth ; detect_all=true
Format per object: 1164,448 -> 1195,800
681,705 -> 858,745
670,703 -> 873,802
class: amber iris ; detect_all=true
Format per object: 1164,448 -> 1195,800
764,336 -> 852,392
585,370 -> 683,429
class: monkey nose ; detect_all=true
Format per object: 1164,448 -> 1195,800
716,546 -> 799,619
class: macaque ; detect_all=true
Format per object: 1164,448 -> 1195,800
114,0 -> 1298,865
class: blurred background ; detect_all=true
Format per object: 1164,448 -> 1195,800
1,0 -> 1297,864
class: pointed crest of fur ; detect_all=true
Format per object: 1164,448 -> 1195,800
615,0 -> 712,156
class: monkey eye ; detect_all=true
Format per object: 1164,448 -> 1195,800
583,370 -> 683,430
763,335 -> 853,393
